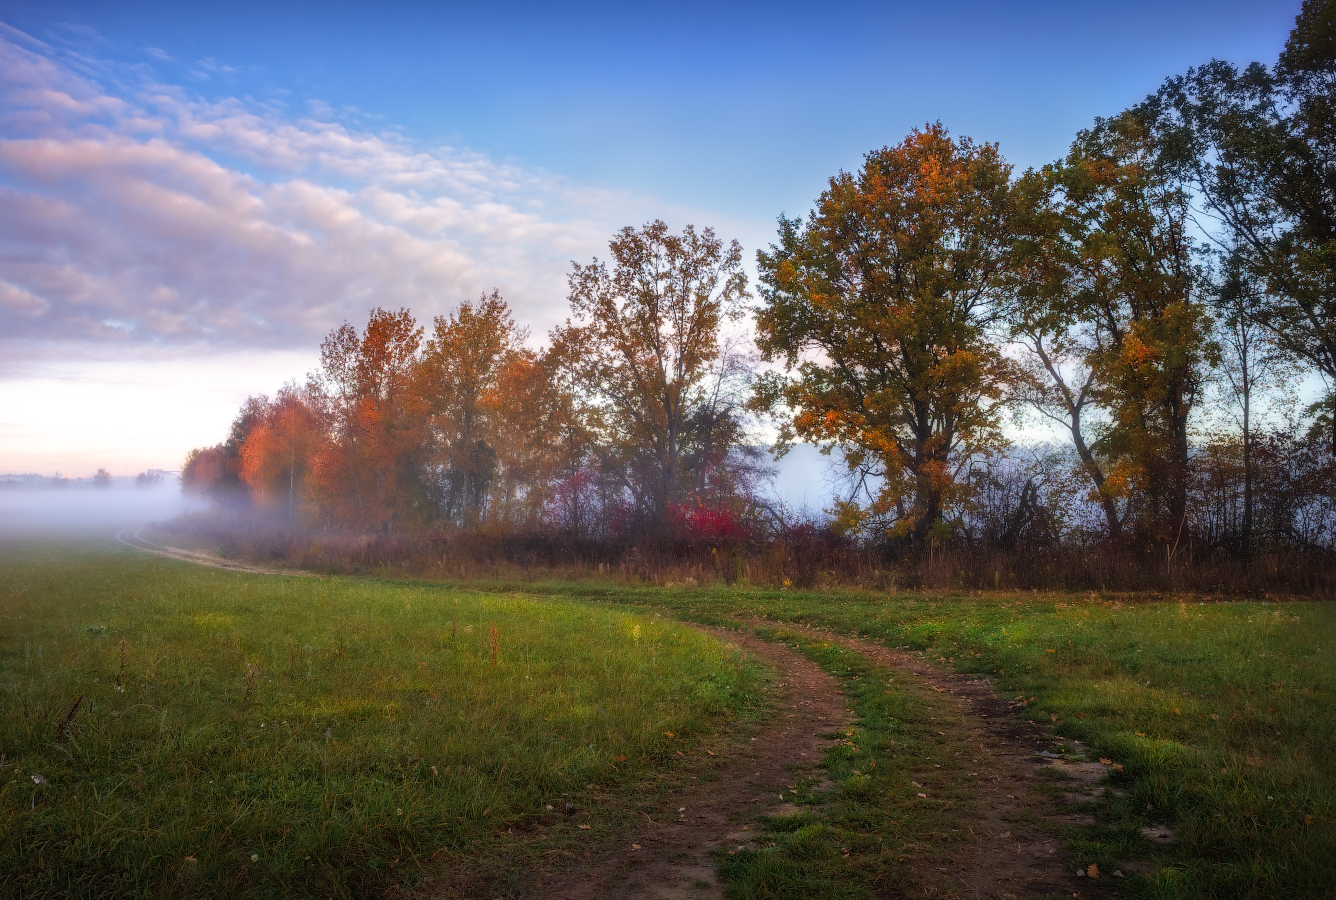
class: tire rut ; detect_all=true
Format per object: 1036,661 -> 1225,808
764,621 -> 1118,899
534,627 -> 853,899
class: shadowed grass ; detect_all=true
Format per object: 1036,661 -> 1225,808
0,543 -> 762,899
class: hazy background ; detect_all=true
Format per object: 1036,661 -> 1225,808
0,0 -> 1300,523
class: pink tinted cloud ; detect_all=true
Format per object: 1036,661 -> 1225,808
0,26 -> 646,355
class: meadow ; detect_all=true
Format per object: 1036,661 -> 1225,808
0,542 -> 763,898
566,581 -> 1336,899
2,540 -> 1334,899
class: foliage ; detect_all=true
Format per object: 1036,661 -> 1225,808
754,125 -> 1016,542
551,220 -> 754,534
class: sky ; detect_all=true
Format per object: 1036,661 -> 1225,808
0,0 -> 1301,479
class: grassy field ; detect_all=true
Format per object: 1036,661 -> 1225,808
3,541 -> 1333,899
493,580 -> 1332,899
0,543 -> 763,899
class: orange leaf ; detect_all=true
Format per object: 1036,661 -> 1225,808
1087,863 -> 1100,878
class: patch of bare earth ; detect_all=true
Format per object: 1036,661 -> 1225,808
794,625 -> 1118,899
506,629 -> 852,900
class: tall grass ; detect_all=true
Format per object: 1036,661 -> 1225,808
0,542 -> 762,898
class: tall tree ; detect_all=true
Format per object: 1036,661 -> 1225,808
417,291 -> 529,528
754,124 -> 1015,542
313,307 -> 427,529
1057,114 -> 1212,541
1145,0 -> 1336,444
1211,249 -> 1299,553
236,384 -> 323,520
552,220 -> 751,532
1006,169 -> 1125,539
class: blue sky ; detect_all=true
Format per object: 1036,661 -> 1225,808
0,0 -> 1302,476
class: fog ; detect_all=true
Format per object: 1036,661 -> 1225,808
0,479 -> 203,538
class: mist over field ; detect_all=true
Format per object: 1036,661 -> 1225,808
0,479 -> 200,535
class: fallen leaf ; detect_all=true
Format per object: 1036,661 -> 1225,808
578,824 -> 591,830
664,732 -> 674,738
631,843 -> 641,850
1111,763 -> 1124,772
933,687 -> 945,692
705,750 -> 715,756
1099,758 -> 1112,766
1247,756 -> 1264,768
1211,714 -> 1220,720
1174,708 -> 1181,715
1305,815 -> 1314,825
917,792 -> 927,798
1135,732 -> 1146,737
183,856 -> 197,864
482,807 -> 491,816
1051,715 -> 1060,722
1087,863 -> 1100,878
618,755 -> 627,762
1077,712 -> 1086,718
1046,648 -> 1056,653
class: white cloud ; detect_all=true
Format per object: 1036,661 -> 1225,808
0,25 -> 649,358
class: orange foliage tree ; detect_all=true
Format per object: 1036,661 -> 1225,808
755,125 -> 1017,543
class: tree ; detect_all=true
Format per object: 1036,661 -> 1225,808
1006,169 -> 1125,539
312,307 -> 427,529
1042,115 -> 1212,541
1210,249 -> 1300,553
236,384 -> 323,520
417,291 -> 529,528
552,220 -> 751,534
1144,0 -> 1336,445
754,125 -> 1015,542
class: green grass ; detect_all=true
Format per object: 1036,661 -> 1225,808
5,541 -> 1333,900
716,630 -> 1000,900
461,578 -> 1336,899
0,543 -> 763,898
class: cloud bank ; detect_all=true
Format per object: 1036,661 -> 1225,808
0,24 -> 643,359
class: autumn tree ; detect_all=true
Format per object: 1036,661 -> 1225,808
417,291 -> 532,528
1006,168 -> 1126,539
236,384 -> 324,520
754,125 -> 1016,542
1144,0 -> 1336,446
1053,115 -> 1212,541
312,307 -> 428,529
552,220 -> 752,534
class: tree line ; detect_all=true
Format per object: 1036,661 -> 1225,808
184,1 -> 1336,575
